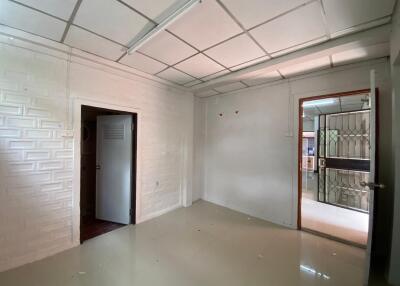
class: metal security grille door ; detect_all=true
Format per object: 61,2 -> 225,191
317,109 -> 371,213
96,115 -> 133,224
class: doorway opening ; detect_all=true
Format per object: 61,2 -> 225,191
298,89 -> 377,248
80,105 -> 137,243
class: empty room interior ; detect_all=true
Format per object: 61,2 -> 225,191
1,0 -> 400,285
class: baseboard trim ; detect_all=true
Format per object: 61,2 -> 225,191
137,203 -> 182,224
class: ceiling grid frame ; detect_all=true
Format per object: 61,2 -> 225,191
152,54 -> 216,84
8,0 -> 67,22
109,1 -> 227,82
215,0 -> 272,58
212,0 -> 288,80
165,29 -> 232,70
246,0 -> 319,32
6,0 -> 133,58
122,49 -> 222,84
60,0 -> 83,42
318,0 -> 332,40
0,0 -> 396,88
111,2 -> 236,83
71,23 -> 128,48
330,15 -> 393,39
116,0 -> 157,23
270,35 -> 329,57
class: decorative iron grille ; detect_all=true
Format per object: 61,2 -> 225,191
318,110 -> 371,213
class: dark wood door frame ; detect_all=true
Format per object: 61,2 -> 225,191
80,105 -> 138,227
297,88 -> 379,229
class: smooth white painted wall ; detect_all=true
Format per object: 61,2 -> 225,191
204,83 -> 294,226
193,96 -> 206,201
0,32 -> 194,271
196,59 -> 392,234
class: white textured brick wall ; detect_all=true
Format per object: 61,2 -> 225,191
0,31 -> 194,272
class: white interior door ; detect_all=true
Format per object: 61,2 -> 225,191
96,115 -> 132,224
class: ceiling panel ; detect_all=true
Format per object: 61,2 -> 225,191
220,0 -> 309,29
184,79 -> 202,87
0,1 -> 66,41
204,34 -> 266,68
65,25 -> 125,60
230,55 -> 270,71
174,54 -> 225,78
157,67 -> 195,84
322,0 -> 395,35
250,2 -> 326,53
279,57 -> 330,77
270,36 -> 328,57
201,69 -> 230,81
168,0 -> 242,50
214,81 -> 246,93
330,17 -> 391,39
14,0 -> 78,20
119,52 -> 167,74
73,0 -> 151,45
139,31 -> 197,65
196,89 -> 220,97
241,71 -> 282,86
332,43 -> 389,66
123,0 -> 189,23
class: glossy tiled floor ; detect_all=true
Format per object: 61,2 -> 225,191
0,200 -> 367,286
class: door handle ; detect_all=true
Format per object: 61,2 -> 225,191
360,182 -> 385,189
96,164 -> 101,170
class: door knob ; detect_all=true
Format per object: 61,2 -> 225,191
360,182 -> 385,189
96,164 -> 101,170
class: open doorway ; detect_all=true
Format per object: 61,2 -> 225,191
80,105 -> 137,243
298,89 -> 376,248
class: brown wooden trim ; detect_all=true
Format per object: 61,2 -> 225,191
297,88 -> 374,230
298,96 -> 303,229
80,105 -> 138,243
371,88 -> 380,258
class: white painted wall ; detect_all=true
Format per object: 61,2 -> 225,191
193,96 -> 206,201
0,31 -> 194,272
389,2 -> 400,284
195,59 -> 392,233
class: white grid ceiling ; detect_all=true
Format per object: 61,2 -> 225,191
0,0 -> 396,90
